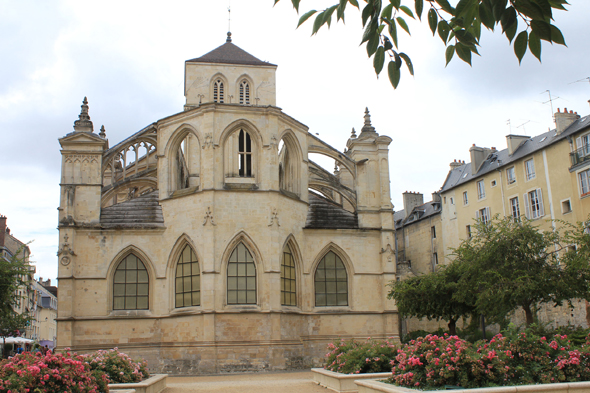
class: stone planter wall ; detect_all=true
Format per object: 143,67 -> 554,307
108,374 -> 167,393
312,368 -> 391,393
355,379 -> 590,393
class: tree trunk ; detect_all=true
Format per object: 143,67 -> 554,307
523,304 -> 534,326
448,319 -> 457,335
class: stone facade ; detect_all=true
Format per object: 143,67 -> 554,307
56,36 -> 399,373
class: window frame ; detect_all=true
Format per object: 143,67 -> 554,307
112,253 -> 149,311
239,79 -> 250,105
525,159 -> 536,181
509,196 -> 520,221
462,191 -> 468,206
579,169 -> 590,197
476,207 -> 491,225
561,198 -> 572,215
213,79 -> 225,103
226,242 -> 257,305
281,244 -> 297,307
506,166 -> 516,185
174,245 -> 201,308
524,188 -> 545,220
477,180 -> 486,200
314,251 -> 348,307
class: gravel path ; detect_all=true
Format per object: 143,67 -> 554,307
165,371 -> 327,393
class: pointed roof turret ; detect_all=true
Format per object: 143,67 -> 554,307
73,97 -> 94,133
358,107 -> 378,138
186,35 -> 276,67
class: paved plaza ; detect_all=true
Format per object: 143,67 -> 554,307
165,370 -> 327,393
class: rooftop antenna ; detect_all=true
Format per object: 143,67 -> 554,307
226,2 -> 232,42
506,119 -> 512,134
541,90 -> 559,124
517,120 -> 531,136
569,77 -> 590,86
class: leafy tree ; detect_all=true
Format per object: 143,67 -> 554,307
275,0 -> 569,88
452,216 -> 590,326
0,247 -> 32,354
388,261 -> 477,335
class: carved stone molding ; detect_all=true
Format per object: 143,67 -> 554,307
380,243 -> 395,263
203,133 -> 213,149
57,234 -> 76,265
203,207 -> 216,226
64,154 -> 99,164
268,208 -> 280,227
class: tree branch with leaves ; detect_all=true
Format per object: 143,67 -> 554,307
274,0 -> 569,88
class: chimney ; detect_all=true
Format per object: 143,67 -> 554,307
431,192 -> 441,203
555,107 -> 580,135
449,159 -> 463,170
505,134 -> 529,155
469,144 -> 491,174
0,215 -> 6,248
402,191 -> 424,219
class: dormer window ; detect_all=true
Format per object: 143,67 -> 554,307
239,80 -> 250,105
213,79 -> 224,103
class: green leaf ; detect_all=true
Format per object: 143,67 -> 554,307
531,20 -> 552,42
415,0 -> 424,20
387,19 -> 399,48
513,0 -> 545,21
324,5 -> 338,28
436,0 -> 455,14
391,0 -> 401,8
312,11 -> 326,35
361,2 -> 373,26
337,0 -> 347,21
374,46 -> 385,75
361,20 -> 377,43
445,45 -> 455,66
478,1 -> 495,30
399,52 -> 414,76
388,60 -> 401,89
455,29 -> 477,45
500,6 -> 517,34
383,36 -> 393,50
437,20 -> 451,43
381,3 -> 393,20
455,0 -> 472,18
394,51 -> 402,69
367,33 -> 380,57
528,30 -> 542,61
400,5 -> 415,19
396,17 -> 410,35
455,42 -> 472,65
514,30 -> 528,64
550,24 -> 566,46
492,0 -> 508,22
428,8 -> 438,36
348,0 -> 360,8
292,0 -> 301,12
505,19 -> 518,43
297,10 -> 317,28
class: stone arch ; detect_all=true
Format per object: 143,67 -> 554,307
106,245 -> 157,313
280,234 -> 303,307
165,124 -> 201,195
278,130 -> 303,196
310,242 -> 354,308
235,74 -> 254,105
101,177 -> 158,208
220,231 -> 264,306
166,234 -> 202,311
210,73 -> 228,103
220,120 -> 263,180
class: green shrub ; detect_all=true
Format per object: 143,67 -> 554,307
84,348 -> 149,384
324,338 -> 398,374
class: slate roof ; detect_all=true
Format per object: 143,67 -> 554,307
394,200 -> 441,230
186,36 -> 276,67
100,191 -> 164,229
441,115 -> 590,193
305,192 -> 358,229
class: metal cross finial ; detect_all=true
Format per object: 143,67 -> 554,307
228,3 -> 231,36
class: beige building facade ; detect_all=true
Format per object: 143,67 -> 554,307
56,35 -> 399,373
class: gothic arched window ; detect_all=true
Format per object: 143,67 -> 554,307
113,254 -> 149,310
175,245 -> 200,307
213,79 -> 224,103
227,243 -> 256,304
314,251 -> 348,306
239,80 -> 250,105
281,244 -> 296,306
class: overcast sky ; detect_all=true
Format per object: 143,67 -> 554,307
1,0 -> 589,284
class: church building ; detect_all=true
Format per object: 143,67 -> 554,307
56,34 -> 398,373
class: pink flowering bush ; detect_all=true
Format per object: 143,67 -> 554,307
324,338 -> 398,374
84,348 -> 149,384
0,350 -> 109,393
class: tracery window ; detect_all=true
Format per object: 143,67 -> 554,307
227,243 -> 256,304
314,251 -> 348,307
213,79 -> 224,103
281,244 -> 296,306
175,245 -> 200,308
238,129 -> 252,177
239,80 -> 250,105
113,254 -> 149,310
